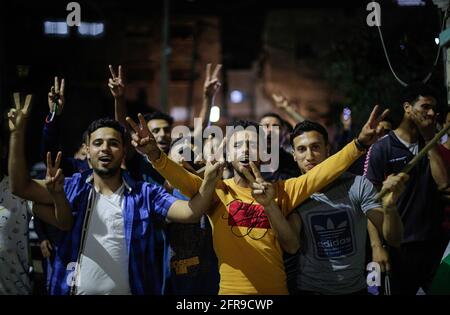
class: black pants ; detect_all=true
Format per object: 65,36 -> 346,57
388,239 -> 448,295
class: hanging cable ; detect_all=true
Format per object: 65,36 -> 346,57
376,7 -> 448,87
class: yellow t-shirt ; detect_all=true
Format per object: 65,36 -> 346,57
152,140 -> 363,294
210,178 -> 289,294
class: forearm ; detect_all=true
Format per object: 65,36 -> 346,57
193,95 -> 213,141
284,106 -> 304,123
265,200 -> 300,254
284,140 -> 364,209
114,97 -> 127,127
381,206 -> 403,247
150,151 -> 204,198
368,219 -> 383,248
428,146 -> 450,190
50,192 -> 74,231
187,178 -> 217,220
41,116 -> 61,161
9,131 -> 32,196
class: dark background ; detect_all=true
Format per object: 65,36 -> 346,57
0,0 -> 446,166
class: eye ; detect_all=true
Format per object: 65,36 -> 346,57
109,140 -> 120,147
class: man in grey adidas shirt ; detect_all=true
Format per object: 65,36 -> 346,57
280,121 -> 408,295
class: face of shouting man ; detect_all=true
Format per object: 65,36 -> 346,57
87,127 -> 124,178
228,130 -> 261,179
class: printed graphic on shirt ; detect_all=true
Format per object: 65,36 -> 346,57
308,210 -> 355,260
225,200 -> 270,240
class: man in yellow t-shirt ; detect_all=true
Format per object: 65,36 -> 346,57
126,106 -> 389,295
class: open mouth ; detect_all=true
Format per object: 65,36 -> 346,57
158,141 -> 170,149
98,155 -> 113,163
239,157 -> 250,167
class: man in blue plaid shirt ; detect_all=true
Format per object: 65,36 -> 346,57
8,96 -> 216,295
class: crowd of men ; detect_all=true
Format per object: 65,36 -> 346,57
0,63 -> 449,295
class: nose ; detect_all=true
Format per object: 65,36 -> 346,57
305,148 -> 314,160
100,142 -> 110,152
428,108 -> 435,117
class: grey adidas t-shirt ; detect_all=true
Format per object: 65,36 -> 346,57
294,173 -> 381,295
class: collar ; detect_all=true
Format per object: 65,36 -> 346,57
81,169 -> 136,193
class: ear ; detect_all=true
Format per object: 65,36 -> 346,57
403,102 -> 412,113
292,150 -> 297,162
326,144 -> 331,157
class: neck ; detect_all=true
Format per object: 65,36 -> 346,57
233,170 -> 251,188
93,171 -> 123,195
395,118 -> 419,143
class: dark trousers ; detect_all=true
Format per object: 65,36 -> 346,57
389,239 -> 447,295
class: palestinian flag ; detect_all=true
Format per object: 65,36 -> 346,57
429,241 -> 450,295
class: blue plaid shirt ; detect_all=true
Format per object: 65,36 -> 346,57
48,169 -> 176,295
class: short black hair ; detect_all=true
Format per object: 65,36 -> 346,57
260,112 -> 283,124
86,118 -> 127,144
290,120 -> 329,147
401,82 -> 439,105
143,111 -> 174,126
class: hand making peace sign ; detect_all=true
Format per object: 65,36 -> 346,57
242,162 -> 275,207
8,93 -> 32,133
108,65 -> 125,99
48,76 -> 65,116
45,151 -> 65,194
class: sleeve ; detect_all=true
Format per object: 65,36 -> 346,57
41,114 -> 61,162
41,115 -> 79,176
363,141 -> 386,188
151,152 -> 206,198
278,140 -> 365,214
62,175 -> 81,213
350,176 -> 382,214
147,183 -> 178,218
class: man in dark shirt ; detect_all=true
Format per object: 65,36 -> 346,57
259,112 -> 300,181
127,111 -> 173,185
364,83 -> 449,294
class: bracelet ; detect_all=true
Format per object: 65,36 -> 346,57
354,138 -> 369,151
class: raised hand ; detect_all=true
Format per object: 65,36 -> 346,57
8,93 -> 32,132
381,172 -> 409,209
409,108 -> 436,141
48,76 -> 65,116
357,105 -> 390,148
45,151 -> 65,194
126,113 -> 160,160
108,65 -> 125,99
272,93 -> 289,110
242,162 -> 275,206
203,159 -> 225,185
204,63 -> 222,99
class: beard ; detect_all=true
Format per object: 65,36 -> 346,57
93,164 -> 121,178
